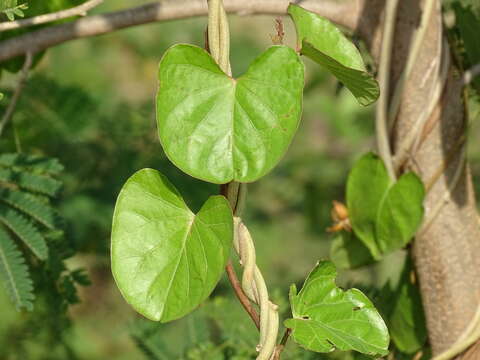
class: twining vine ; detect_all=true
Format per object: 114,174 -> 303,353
111,1 -> 393,359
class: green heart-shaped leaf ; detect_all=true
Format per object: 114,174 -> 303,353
285,261 -> 389,356
346,153 -> 390,259
156,44 -> 304,184
376,173 -> 425,254
111,168 -> 233,322
288,4 -> 379,106
346,153 -> 425,259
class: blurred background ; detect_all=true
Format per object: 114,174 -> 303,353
0,1 -> 477,359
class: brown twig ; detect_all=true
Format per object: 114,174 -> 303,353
225,260 -> 261,330
272,328 -> 292,359
0,52 -> 33,137
222,183 -> 260,330
0,0 -> 103,32
0,0 -> 358,63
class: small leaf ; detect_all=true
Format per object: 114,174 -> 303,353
0,204 -> 48,260
388,259 -> 427,354
288,4 -> 379,106
346,153 -> 425,259
285,261 -> 389,356
5,9 -> 14,21
12,7 -> 24,17
111,168 -> 233,322
0,189 -> 60,229
376,173 -> 425,254
0,153 -> 65,175
330,231 -> 375,270
0,227 -> 34,311
156,44 -> 304,184
0,167 -> 62,196
346,153 -> 390,259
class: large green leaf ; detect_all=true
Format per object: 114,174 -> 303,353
156,44 -> 304,184
111,168 -> 233,322
346,153 -> 425,259
285,261 -> 389,356
288,4 -> 379,106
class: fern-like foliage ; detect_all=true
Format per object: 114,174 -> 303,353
0,203 -> 48,259
0,227 -> 34,310
0,152 -> 86,312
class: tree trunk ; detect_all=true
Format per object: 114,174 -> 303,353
353,0 -> 480,356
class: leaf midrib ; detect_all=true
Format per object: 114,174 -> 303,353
295,317 -> 385,353
158,212 -> 195,319
0,229 -> 22,306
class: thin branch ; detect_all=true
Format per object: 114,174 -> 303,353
463,63 -> 480,86
225,260 -> 261,330
0,52 -> 33,138
272,328 -> 292,360
375,0 -> 399,180
0,0 -> 358,63
0,0 -> 103,32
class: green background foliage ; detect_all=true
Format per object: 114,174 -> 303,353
0,0 -> 479,359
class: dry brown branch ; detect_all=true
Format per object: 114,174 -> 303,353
0,0 -> 103,32
0,0 -> 359,62
0,52 -> 33,137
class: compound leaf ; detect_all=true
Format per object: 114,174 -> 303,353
156,44 -> 304,184
288,4 -> 379,106
111,168 -> 233,322
0,227 -> 34,311
285,261 -> 389,356
0,189 -> 59,229
0,204 -> 48,260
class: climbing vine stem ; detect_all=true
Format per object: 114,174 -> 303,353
375,0 -> 399,180
208,1 -> 279,358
